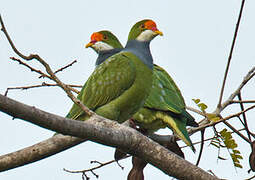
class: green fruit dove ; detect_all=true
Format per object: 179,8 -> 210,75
85,29 -> 198,152
65,19 -> 162,123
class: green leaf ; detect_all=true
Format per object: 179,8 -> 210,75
220,128 -> 227,136
210,117 -> 221,122
234,163 -> 243,169
192,98 -> 200,104
233,149 -> 241,154
198,103 -> 208,111
214,128 -> 243,169
225,140 -> 237,149
234,154 -> 243,160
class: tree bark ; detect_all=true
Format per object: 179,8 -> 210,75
0,94 -> 218,180
0,134 -> 85,172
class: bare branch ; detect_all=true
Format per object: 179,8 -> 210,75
10,57 -> 51,79
0,134 -> 85,172
196,129 -> 205,166
0,15 -> 36,60
219,66 -> 255,113
0,120 -> 176,173
2,63 -> 254,173
223,121 -> 250,143
246,174 -> 255,180
186,106 -> 206,117
0,0 -> 252,176
63,156 -> 129,175
0,15 -> 94,116
231,100 -> 255,104
237,93 -> 252,142
0,94 -> 218,180
217,0 -> 246,109
181,128 -> 246,149
38,59 -> 77,78
189,105 -> 255,136
5,83 -> 82,96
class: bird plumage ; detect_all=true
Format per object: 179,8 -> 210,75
84,28 -> 198,151
133,65 -> 198,152
66,20 -> 162,123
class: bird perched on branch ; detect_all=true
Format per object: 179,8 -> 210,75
85,27 -> 195,180
66,19 -> 162,123
85,27 -> 198,152
85,22 -> 197,180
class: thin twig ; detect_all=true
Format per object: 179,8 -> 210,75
54,60 -> 77,74
4,83 -> 82,96
245,174 -> 255,180
217,0 -> 246,110
223,121 -> 250,143
182,128 -> 246,148
38,60 -> 77,78
63,155 -> 130,174
0,15 -> 34,60
196,129 -> 205,166
10,57 -> 51,79
238,93 -> 252,142
231,100 -> 255,104
9,57 -> 81,94
189,105 -> 255,136
220,66 -> 255,112
237,116 -> 255,139
186,106 -> 206,117
0,15 -> 94,116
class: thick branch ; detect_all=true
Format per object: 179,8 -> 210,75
0,121 -> 174,173
0,94 -> 217,180
0,134 -> 85,172
2,64 -> 254,173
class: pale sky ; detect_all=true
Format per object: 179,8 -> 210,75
0,0 -> 255,179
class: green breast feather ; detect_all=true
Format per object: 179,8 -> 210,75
66,51 -> 153,123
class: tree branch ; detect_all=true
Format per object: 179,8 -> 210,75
0,94 -> 217,180
0,134 -> 85,172
237,93 -> 252,142
5,83 -> 81,96
217,0 -> 246,109
10,57 -> 51,79
219,66 -> 255,113
38,59 -> 77,78
189,105 -> 255,136
231,100 -> 255,104
63,157 -> 128,178
1,14 -> 94,117
2,64 -> 254,173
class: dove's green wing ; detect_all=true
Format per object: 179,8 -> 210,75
133,64 -> 197,151
67,51 -> 153,123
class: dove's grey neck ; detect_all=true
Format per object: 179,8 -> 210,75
124,40 -> 153,69
96,48 -> 123,66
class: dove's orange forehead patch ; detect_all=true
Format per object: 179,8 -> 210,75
90,32 -> 104,42
144,20 -> 158,31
